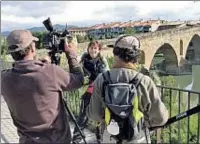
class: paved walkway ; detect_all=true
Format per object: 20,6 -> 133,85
1,97 -> 19,143
1,96 -> 97,143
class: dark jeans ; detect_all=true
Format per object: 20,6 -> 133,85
72,91 -> 91,142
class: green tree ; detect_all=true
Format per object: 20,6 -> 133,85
100,35 -> 106,40
1,36 -> 8,60
124,27 -> 136,35
76,35 -> 85,43
84,35 -> 90,42
32,31 -> 47,49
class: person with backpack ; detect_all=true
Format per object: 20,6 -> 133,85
87,35 -> 169,143
72,40 -> 109,143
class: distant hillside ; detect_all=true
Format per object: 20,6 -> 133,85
1,24 -> 79,37
1,31 -> 10,37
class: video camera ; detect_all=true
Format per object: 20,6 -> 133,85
42,17 -> 72,65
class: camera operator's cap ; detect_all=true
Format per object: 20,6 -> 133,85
6,29 -> 39,54
107,35 -> 140,50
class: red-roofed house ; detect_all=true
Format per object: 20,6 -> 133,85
87,23 -> 105,39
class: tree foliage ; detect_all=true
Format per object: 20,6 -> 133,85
1,36 -> 8,60
124,27 -> 136,35
32,31 -> 47,49
76,35 -> 89,43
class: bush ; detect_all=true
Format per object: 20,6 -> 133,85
1,37 -> 8,60
32,31 -> 47,49
76,35 -> 85,43
124,27 -> 136,35
76,35 -> 89,43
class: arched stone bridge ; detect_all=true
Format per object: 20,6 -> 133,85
101,26 -> 200,73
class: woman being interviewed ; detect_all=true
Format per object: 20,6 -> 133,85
73,40 -> 109,143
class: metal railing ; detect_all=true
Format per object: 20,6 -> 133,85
154,85 -> 200,144
64,84 -> 200,143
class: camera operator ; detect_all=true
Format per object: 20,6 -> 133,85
1,29 -> 84,143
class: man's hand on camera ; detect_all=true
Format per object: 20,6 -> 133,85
39,56 -> 51,64
64,36 -> 78,52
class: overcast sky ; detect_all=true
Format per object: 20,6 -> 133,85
1,1 -> 200,32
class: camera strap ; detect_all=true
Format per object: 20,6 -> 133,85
149,104 -> 200,131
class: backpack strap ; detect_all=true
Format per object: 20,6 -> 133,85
129,72 -> 143,88
102,71 -> 110,100
102,70 -> 113,84
129,72 -> 145,137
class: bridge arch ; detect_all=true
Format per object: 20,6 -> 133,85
184,34 -> 200,63
148,43 -> 179,72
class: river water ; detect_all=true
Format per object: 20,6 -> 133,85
155,65 -> 200,107
174,65 -> 199,92
174,65 -> 200,106
151,55 -> 200,107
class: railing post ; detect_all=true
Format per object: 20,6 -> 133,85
187,92 -> 191,144
178,90 -> 181,143
169,89 -> 172,143
156,129 -> 162,144
197,94 -> 200,144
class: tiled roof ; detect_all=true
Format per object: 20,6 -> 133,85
87,23 -> 105,30
110,22 -> 122,28
119,21 -> 132,28
101,22 -> 122,29
101,23 -> 111,29
117,20 -> 159,28
87,19 -> 189,30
